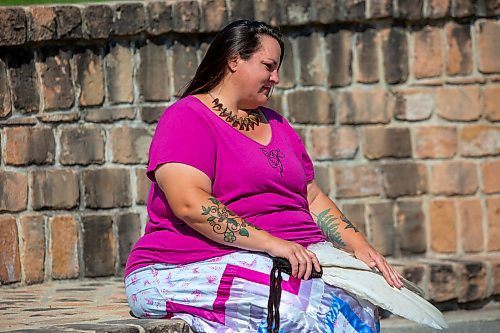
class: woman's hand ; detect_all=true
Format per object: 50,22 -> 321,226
265,238 -> 321,280
353,243 -> 404,289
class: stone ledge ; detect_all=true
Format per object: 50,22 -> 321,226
7,320 -> 192,333
389,255 -> 500,306
0,278 -> 193,332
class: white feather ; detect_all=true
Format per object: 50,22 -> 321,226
308,242 -> 448,329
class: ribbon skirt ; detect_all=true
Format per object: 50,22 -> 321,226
125,250 -> 380,333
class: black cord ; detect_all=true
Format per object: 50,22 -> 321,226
267,265 -> 282,333
267,258 -> 322,333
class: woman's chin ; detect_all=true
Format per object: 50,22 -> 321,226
260,92 -> 271,103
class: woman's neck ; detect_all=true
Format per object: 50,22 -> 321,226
208,86 -> 253,116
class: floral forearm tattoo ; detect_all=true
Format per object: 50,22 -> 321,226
313,208 -> 359,248
201,197 -> 260,243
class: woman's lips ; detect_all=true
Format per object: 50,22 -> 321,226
262,86 -> 272,96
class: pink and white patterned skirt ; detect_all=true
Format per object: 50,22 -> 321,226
125,250 -> 380,333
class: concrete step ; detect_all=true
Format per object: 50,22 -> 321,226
381,307 -> 500,333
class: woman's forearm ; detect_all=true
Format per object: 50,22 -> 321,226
307,181 -> 404,287
177,190 -> 322,279
309,191 -> 369,252
172,190 -> 276,253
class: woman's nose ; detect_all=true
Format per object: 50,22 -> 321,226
270,70 -> 279,84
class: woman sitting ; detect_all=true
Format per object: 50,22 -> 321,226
124,19 -> 403,333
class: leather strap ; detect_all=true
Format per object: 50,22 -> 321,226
266,257 -> 323,333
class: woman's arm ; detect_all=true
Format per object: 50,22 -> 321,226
307,180 -> 404,288
155,163 -> 321,279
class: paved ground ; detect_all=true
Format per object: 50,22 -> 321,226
381,306 -> 500,333
0,278 -> 191,332
1,278 -> 499,332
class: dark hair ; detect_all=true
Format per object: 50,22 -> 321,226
180,20 -> 284,98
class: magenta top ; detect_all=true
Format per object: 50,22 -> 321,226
125,96 -> 326,277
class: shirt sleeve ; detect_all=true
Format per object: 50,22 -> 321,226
283,117 -> 315,183
297,134 -> 315,183
146,104 -> 216,183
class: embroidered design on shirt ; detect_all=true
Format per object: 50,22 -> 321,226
260,148 -> 285,177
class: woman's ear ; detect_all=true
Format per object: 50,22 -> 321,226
227,55 -> 240,73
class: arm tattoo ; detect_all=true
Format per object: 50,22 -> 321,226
201,197 -> 261,243
312,209 -> 360,247
340,213 -> 359,233
313,208 -> 345,248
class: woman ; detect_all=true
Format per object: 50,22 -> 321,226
125,20 -> 403,333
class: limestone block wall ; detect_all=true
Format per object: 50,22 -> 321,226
0,0 -> 499,307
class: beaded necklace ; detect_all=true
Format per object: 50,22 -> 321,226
208,93 -> 260,131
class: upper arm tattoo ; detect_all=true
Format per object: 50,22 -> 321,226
202,197 -> 260,243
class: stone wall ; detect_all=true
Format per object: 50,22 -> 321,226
0,0 -> 499,307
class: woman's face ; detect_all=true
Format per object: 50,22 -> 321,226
231,35 -> 281,109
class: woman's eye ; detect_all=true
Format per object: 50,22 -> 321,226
264,63 -> 273,71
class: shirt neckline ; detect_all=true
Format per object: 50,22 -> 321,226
188,95 -> 275,147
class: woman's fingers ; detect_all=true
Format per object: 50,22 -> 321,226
288,253 -> 299,278
288,246 -> 316,280
308,250 -> 321,273
295,249 -> 309,279
268,239 -> 322,280
285,245 -> 307,279
372,254 -> 403,288
380,263 -> 396,287
300,249 -> 322,280
389,265 -> 404,288
354,246 -> 405,289
300,250 -> 313,280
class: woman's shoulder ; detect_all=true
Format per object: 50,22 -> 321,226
260,105 -> 286,124
153,96 -> 216,143
159,96 -> 209,123
261,106 -> 304,146
260,106 -> 297,133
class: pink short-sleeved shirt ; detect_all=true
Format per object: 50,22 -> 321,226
125,96 -> 325,277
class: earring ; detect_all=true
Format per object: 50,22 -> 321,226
266,85 -> 274,100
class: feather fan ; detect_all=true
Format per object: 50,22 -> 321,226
308,242 -> 448,330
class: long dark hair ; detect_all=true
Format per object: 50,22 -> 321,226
180,20 -> 284,98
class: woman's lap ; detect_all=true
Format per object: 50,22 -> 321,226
125,251 -> 380,333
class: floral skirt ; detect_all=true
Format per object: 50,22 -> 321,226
125,250 -> 380,333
